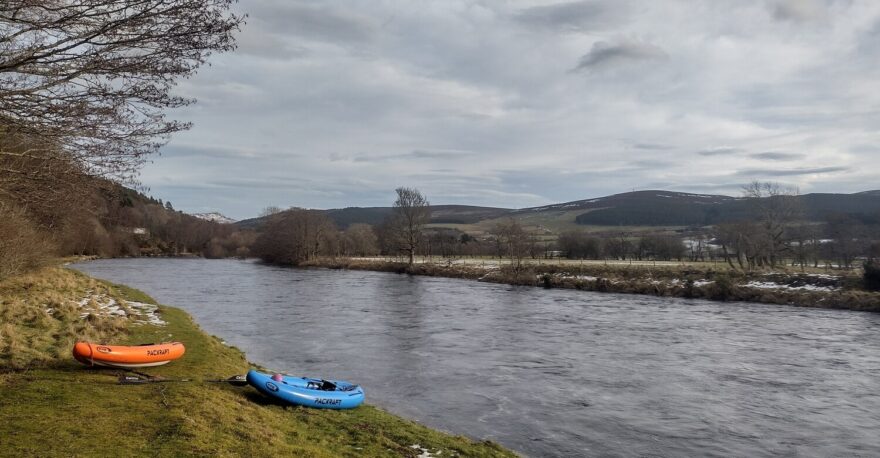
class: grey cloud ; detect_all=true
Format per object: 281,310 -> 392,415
750,152 -> 807,161
514,1 -> 629,33
162,144 -> 263,159
249,2 -> 378,44
771,0 -> 826,22
629,159 -> 674,169
207,177 -> 315,191
235,21 -> 309,59
850,144 -> 880,154
857,21 -> 880,57
160,143 -> 297,160
633,143 -> 674,150
697,148 -> 743,156
339,150 -> 476,163
573,39 -> 667,71
410,149 -> 476,159
735,166 -> 849,177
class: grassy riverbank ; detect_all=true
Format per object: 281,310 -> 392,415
305,258 -> 880,312
0,267 -> 514,457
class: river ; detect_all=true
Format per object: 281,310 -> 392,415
71,258 -> 880,457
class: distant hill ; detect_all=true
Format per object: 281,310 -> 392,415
567,191 -> 880,227
517,191 -> 746,227
236,205 -> 511,230
235,190 -> 880,233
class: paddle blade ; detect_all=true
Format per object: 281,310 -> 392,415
118,375 -> 149,385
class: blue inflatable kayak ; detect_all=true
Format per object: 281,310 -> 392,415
246,370 -> 365,410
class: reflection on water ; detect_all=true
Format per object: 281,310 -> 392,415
72,258 -> 880,457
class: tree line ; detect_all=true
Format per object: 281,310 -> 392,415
253,183 -> 879,285
251,188 -> 424,265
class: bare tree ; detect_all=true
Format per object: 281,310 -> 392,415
638,235 -> 686,261
604,232 -> 633,261
388,187 -> 430,266
490,218 -> 532,268
742,181 -> 803,268
0,1 -> 244,183
260,206 -> 284,218
342,223 -> 379,257
825,213 -> 867,270
558,231 -> 602,259
0,131 -> 91,227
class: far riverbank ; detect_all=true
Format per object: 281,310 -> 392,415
302,257 -> 880,313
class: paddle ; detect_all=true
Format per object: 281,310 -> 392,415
118,374 -> 190,385
206,374 -> 248,386
117,374 -> 248,386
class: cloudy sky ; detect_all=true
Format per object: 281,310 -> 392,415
146,0 -> 880,219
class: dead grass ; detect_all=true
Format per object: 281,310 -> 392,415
0,205 -> 57,281
0,267 -> 130,369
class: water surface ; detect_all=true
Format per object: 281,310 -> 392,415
72,258 -> 880,457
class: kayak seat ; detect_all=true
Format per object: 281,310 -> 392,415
306,380 -> 337,391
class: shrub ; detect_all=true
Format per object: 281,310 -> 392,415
709,272 -> 735,301
498,265 -> 537,286
865,260 -> 880,292
540,273 -> 552,288
0,205 -> 56,280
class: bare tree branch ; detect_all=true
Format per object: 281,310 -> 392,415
0,0 -> 244,183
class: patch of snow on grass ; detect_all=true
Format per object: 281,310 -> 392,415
800,273 -> 840,280
745,281 -> 836,292
125,301 -> 167,326
74,292 -> 166,326
409,445 -> 441,458
693,280 -> 713,287
78,296 -> 127,319
558,275 -> 598,281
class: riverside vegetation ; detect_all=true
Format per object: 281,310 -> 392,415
0,266 -> 513,457
304,258 -> 880,313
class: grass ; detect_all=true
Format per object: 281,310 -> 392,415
0,267 -> 515,457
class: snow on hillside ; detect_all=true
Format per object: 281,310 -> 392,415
191,212 -> 237,224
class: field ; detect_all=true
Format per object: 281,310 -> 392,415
427,207 -> 686,238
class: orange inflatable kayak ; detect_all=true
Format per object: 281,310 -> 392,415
72,341 -> 185,368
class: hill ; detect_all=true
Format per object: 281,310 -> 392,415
234,190 -> 880,234
237,205 -> 511,230
521,191 -> 745,227
570,191 -> 880,227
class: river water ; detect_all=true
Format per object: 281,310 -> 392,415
71,258 -> 880,457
